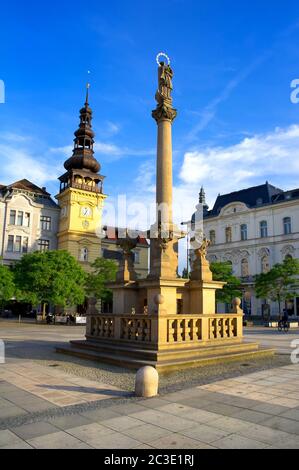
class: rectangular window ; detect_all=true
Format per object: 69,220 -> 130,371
209,231 -> 216,245
22,237 -> 29,253
17,211 -> 23,226
7,235 -> 14,252
24,212 -> 30,228
102,249 -> 122,261
260,221 -> 268,238
134,252 -> 140,264
38,239 -> 50,252
9,210 -> 16,225
40,215 -> 51,231
15,236 -> 21,253
241,224 -> 248,241
283,218 -> 292,235
225,227 -> 232,243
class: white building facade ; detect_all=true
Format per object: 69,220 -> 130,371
202,183 -> 299,318
0,179 -> 60,266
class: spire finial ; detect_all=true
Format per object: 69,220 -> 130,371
85,82 -> 90,107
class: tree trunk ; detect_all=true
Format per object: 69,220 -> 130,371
42,302 -> 47,321
278,296 -> 282,318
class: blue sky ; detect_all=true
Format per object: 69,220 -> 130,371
1,0 -> 299,225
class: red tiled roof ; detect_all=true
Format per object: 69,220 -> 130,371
103,226 -> 149,246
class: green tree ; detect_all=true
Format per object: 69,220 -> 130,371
0,261 -> 15,306
210,262 -> 243,305
86,258 -> 118,302
13,251 -> 86,316
255,258 -> 299,316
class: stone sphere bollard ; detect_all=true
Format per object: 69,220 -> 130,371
232,298 -> 243,314
135,366 -> 159,398
233,297 -> 241,308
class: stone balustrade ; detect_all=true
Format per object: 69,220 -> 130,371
87,313 -> 243,346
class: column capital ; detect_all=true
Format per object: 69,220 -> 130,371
152,104 -> 177,124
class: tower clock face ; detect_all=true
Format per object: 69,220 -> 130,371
81,207 -> 92,217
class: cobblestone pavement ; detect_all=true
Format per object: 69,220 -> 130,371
0,320 -> 299,449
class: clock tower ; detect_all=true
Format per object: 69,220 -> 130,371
56,86 -> 106,271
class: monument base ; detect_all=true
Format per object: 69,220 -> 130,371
57,337 -> 275,373
57,307 -> 275,372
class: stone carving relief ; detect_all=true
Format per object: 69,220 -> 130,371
258,247 -> 270,259
281,245 -> 296,257
221,203 -> 248,216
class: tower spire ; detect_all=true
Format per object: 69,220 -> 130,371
199,186 -> 209,214
199,186 -> 206,205
58,89 -> 104,195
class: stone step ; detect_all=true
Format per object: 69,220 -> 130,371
69,338 -> 260,362
155,348 -> 276,373
56,342 -> 275,372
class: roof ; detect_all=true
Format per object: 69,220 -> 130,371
208,183 -> 284,217
0,179 -> 59,208
102,226 -> 149,247
6,179 -> 51,195
190,182 -> 299,223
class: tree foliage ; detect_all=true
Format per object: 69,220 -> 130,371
13,250 -> 86,308
86,258 -> 118,302
210,261 -> 243,304
0,261 -> 15,303
255,258 -> 299,315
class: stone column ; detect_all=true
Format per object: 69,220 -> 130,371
156,118 -> 174,227
149,61 -> 178,280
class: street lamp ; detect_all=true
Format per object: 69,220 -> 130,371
181,221 -> 191,277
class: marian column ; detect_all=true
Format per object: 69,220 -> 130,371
150,55 -> 179,279
152,58 -> 177,226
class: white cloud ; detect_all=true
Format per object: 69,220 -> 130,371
106,121 -> 120,136
180,124 -> 299,206
0,137 -> 60,187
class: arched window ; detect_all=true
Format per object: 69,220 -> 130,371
260,221 -> 268,239
80,247 -> 89,262
209,230 -> 216,245
225,227 -> 232,243
261,255 -> 270,273
285,254 -> 293,261
241,224 -> 248,241
283,217 -> 292,235
241,259 -> 249,278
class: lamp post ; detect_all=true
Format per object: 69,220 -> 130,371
181,221 -> 191,278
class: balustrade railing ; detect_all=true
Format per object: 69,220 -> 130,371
87,313 -> 243,346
